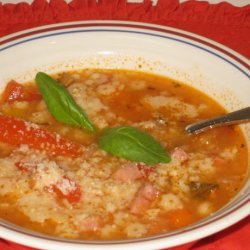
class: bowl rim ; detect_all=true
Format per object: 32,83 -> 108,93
0,20 -> 249,67
0,20 -> 249,250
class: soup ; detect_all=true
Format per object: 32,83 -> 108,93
0,69 -> 248,240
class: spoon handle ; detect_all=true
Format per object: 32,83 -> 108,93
185,107 -> 250,134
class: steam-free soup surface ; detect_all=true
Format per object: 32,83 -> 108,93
0,69 -> 248,239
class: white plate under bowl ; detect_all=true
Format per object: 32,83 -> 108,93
0,21 -> 249,250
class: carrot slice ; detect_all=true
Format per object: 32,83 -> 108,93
1,80 -> 41,103
168,208 -> 193,228
0,114 -> 82,157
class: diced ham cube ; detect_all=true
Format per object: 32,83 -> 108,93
130,196 -> 150,215
139,183 -> 158,200
171,147 -> 188,163
130,184 -> 158,215
113,163 -> 143,182
113,163 -> 155,182
79,216 -> 102,232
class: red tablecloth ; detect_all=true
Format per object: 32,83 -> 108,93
0,0 -> 249,250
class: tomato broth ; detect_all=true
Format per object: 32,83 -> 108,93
0,69 -> 248,240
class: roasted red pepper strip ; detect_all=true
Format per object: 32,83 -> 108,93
0,114 -> 82,157
1,80 -> 41,103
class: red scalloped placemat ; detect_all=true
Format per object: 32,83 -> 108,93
0,0 -> 250,58
0,0 -> 249,250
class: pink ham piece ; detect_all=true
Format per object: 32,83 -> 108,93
79,216 -> 103,232
171,147 -> 189,163
113,163 -> 155,182
113,163 -> 143,182
130,183 -> 158,215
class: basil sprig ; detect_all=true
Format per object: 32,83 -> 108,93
35,73 -> 171,164
35,72 -> 95,132
98,126 -> 171,164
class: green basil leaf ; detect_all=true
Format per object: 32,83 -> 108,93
98,126 -> 171,164
35,72 -> 95,132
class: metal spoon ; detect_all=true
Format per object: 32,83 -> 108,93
185,107 -> 250,134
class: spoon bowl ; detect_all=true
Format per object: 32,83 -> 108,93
185,107 -> 250,134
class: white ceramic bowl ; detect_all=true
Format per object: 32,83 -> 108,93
0,21 -> 249,250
